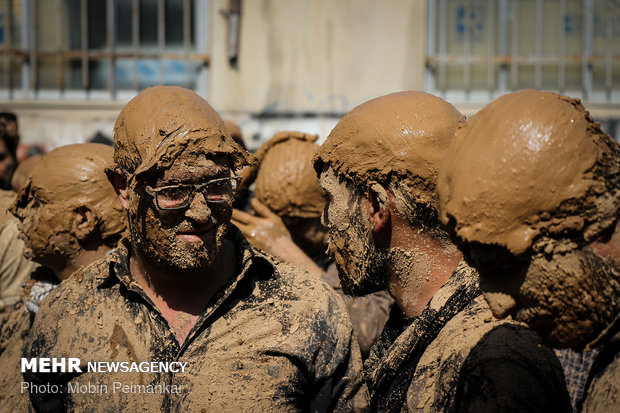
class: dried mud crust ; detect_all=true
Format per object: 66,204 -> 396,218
111,86 -> 255,180
438,89 -> 620,256
581,336 -> 620,413
0,304 -> 33,411
314,91 -> 464,208
254,131 -> 325,218
13,144 -> 126,260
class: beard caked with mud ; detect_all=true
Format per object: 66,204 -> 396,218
319,168 -> 387,295
126,152 -> 233,272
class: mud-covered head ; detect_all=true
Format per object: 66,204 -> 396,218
256,131 -> 325,218
12,143 -> 126,267
314,91 -> 465,210
223,118 -> 246,149
437,90 -> 620,348
438,89 -> 620,256
222,118 -> 256,209
315,91 -> 464,295
111,86 -> 256,183
11,154 -> 42,192
110,87 -> 254,272
254,131 -> 327,254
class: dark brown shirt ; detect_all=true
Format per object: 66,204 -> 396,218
23,229 -> 368,412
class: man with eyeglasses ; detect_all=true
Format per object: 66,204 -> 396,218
22,86 -> 368,412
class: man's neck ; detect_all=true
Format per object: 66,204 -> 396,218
387,227 -> 462,318
129,240 -> 237,344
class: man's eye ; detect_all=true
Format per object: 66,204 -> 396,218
159,187 -> 189,201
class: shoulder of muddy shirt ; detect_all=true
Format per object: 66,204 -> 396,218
364,261 -> 571,413
0,217 -> 39,311
440,297 -> 572,413
23,226 -> 368,412
0,302 -> 34,412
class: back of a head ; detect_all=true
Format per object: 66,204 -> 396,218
255,131 -> 324,218
223,119 -> 247,150
438,90 -> 620,256
11,154 -> 42,192
24,143 -> 126,242
112,86 -> 255,181
314,91 -> 465,212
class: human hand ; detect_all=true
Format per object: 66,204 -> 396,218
232,199 -> 293,253
232,199 -> 324,276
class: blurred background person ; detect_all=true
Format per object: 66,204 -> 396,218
0,121 -> 17,191
10,154 -> 42,193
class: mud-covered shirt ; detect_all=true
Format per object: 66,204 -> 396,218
581,323 -> 620,413
23,229 -> 368,412
365,261 -> 572,412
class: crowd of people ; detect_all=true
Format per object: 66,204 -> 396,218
0,86 -> 617,412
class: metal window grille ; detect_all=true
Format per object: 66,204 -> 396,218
425,0 -> 620,106
0,0 -> 209,100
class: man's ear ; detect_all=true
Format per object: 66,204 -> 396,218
106,167 -> 131,209
73,206 -> 98,242
366,183 -> 391,233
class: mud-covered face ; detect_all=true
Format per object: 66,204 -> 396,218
13,181 -> 77,266
318,168 -> 387,296
472,235 -> 620,348
129,152 -> 234,272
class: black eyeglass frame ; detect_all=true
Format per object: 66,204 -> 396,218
143,176 -> 241,210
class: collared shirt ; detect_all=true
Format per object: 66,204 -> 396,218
23,227 -> 368,412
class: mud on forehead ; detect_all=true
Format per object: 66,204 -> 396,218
148,152 -> 233,185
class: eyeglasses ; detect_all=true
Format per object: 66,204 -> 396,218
144,176 -> 240,210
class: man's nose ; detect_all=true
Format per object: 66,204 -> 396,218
184,192 -> 211,223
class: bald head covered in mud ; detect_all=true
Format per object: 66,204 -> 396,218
12,143 -> 125,280
438,90 -> 620,350
254,131 -> 327,254
314,91 -> 465,304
